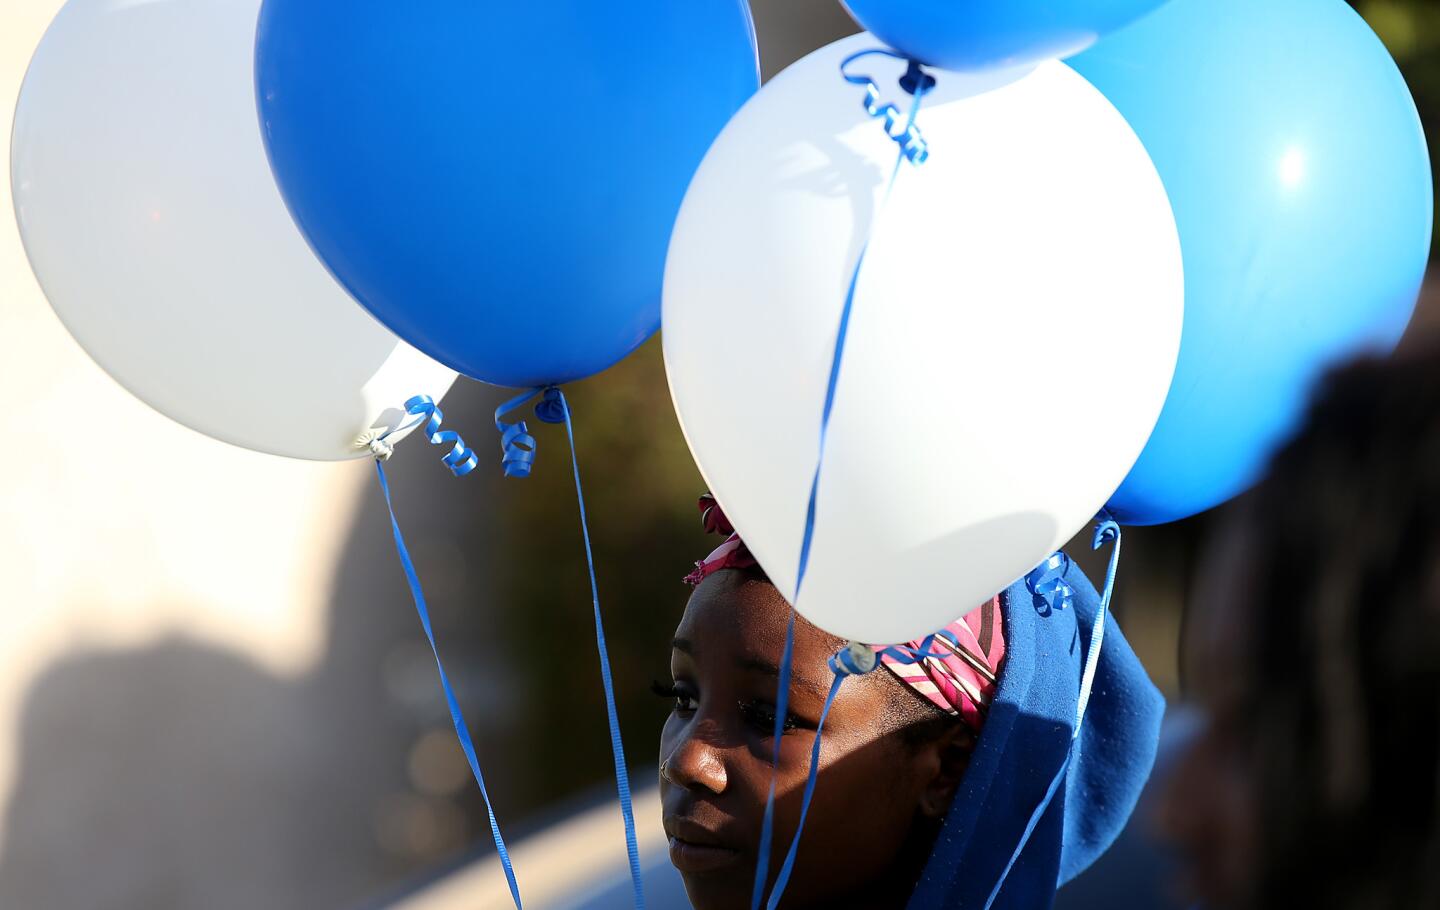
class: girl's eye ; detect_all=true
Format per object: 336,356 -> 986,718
651,679 -> 698,714
739,699 -> 798,735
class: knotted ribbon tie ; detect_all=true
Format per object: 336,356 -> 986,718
841,49 -> 935,165
1026,552 -> 1076,617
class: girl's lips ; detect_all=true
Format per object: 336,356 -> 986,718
668,835 -> 742,874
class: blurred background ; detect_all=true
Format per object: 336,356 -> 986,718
0,1 -> 1436,908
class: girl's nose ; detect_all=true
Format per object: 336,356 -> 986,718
662,723 -> 728,795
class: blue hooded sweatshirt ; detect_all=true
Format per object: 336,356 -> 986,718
907,556 -> 1166,910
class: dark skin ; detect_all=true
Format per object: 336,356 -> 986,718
658,570 -> 974,910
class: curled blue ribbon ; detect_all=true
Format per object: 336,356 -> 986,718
882,630 -> 967,664
387,395 -> 479,477
493,386 -> 565,478
1026,552 -> 1075,616
841,49 -> 935,165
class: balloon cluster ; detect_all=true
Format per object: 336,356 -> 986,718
664,0 -> 1431,642
12,0 -> 759,458
10,2 -> 1432,908
10,0 -> 1432,678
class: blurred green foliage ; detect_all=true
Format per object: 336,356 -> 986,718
1356,0 -> 1440,256
487,337 -> 707,814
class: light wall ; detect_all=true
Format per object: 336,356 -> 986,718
0,0 -> 367,858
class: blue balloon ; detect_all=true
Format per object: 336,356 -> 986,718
841,0 -> 1171,72
256,2 -> 758,388
1071,0 -> 1432,526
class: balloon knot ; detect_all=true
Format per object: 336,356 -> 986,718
898,60 -> 936,97
354,429 -> 395,461
367,436 -> 395,461
534,386 -> 567,425
830,641 -> 879,676
1093,511 -> 1120,550
495,385 -> 568,478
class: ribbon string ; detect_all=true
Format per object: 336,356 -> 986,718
793,52 -> 933,611
766,671 -> 845,910
752,54 -> 934,910
750,611 -> 797,910
1077,513 -> 1121,728
982,514 -> 1123,910
373,460 -> 521,909
371,383 -> 654,910
497,385 -> 647,910
764,607 -> 990,909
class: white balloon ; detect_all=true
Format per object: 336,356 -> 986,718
663,34 -> 1183,643
11,0 -> 456,461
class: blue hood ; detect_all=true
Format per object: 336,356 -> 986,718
907,557 -> 1165,910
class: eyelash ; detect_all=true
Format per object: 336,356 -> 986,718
650,680 -> 799,734
740,699 -> 799,734
651,680 -> 698,714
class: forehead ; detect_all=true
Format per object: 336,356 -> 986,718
676,573 -> 793,643
674,573 -> 847,693
676,574 -> 913,734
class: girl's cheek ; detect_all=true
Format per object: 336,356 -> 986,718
659,713 -> 685,762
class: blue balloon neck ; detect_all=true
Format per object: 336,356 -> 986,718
899,60 -> 937,97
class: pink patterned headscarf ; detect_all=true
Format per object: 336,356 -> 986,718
683,494 -> 1005,732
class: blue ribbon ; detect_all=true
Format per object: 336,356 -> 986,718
1078,513 -> 1120,727
371,384 -> 657,910
389,395 -> 479,476
982,514 -> 1123,910
792,53 -> 933,610
1026,552 -> 1076,617
373,460 -> 521,908
496,385 -> 647,910
752,54 -> 935,910
750,611 -> 796,910
493,386 -> 566,478
766,671 -> 845,910
766,616 -> 981,908
840,49 -> 935,165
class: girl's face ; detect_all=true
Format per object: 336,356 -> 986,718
658,572 -> 971,910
